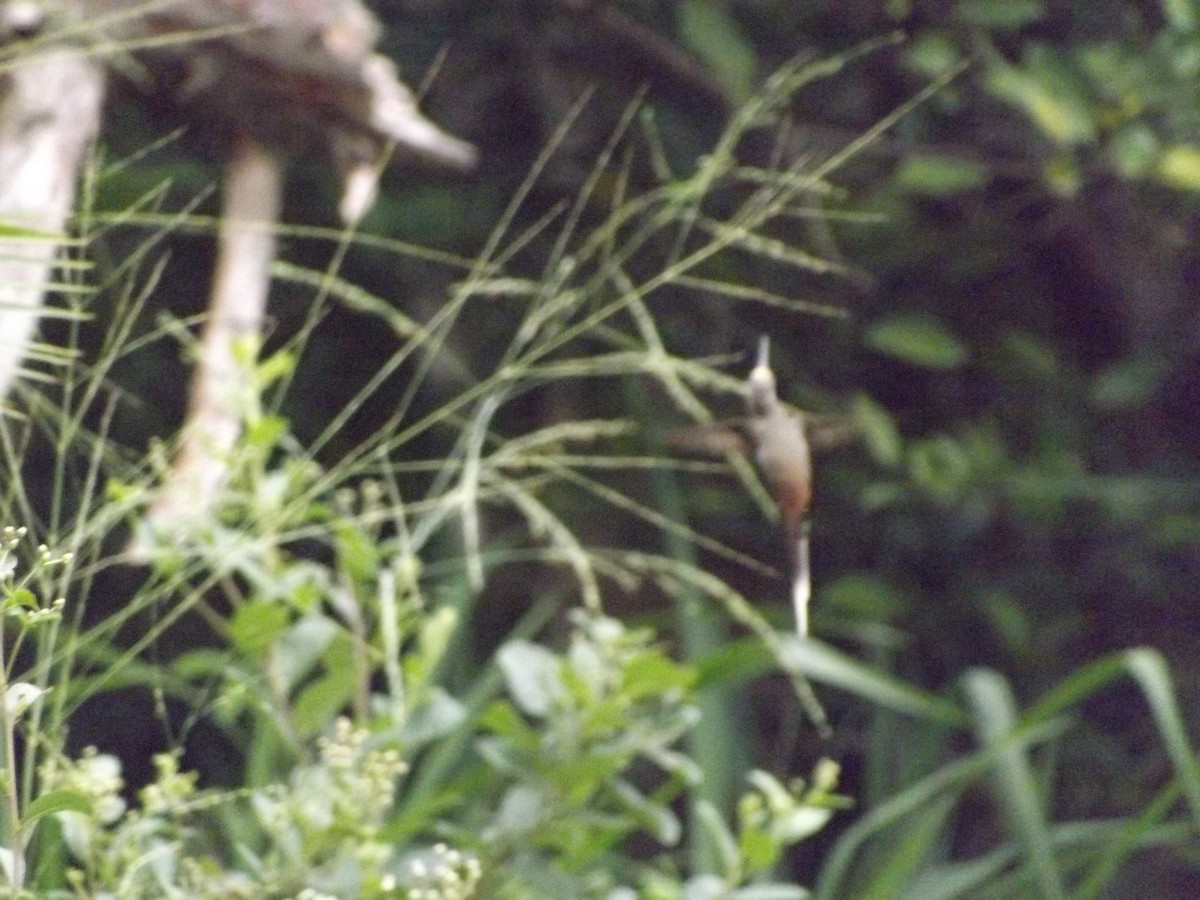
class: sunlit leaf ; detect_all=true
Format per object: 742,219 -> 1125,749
985,49 -> 1096,145
1157,144 -> 1200,190
497,640 -> 564,718
865,314 -> 969,369
25,789 -> 91,823
5,682 -> 47,718
228,600 -> 290,656
894,155 -> 988,195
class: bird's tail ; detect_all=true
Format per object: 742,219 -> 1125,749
788,517 -> 811,638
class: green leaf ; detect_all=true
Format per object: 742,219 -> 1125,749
904,33 -> 963,77
1124,649 -> 1200,832
985,49 -> 1096,146
678,0 -> 757,102
694,637 -> 774,686
1156,144 -> 1200,190
956,0 -> 1045,29
269,615 -> 339,693
821,574 -> 907,622
228,600 -> 290,656
851,394 -> 904,468
962,669 -> 1065,898
25,789 -> 92,824
1162,0 -> 1200,31
255,350 -> 295,389
291,635 -> 357,736
621,651 -> 696,699
696,800 -> 740,877
405,605 -> 459,695
332,519 -> 380,585
1108,124 -> 1159,179
244,414 -> 288,451
894,155 -> 988,196
400,688 -> 468,749
611,777 -> 682,845
781,639 -> 969,727
478,700 -> 539,750
865,314 -> 969,369
4,588 -> 37,610
1090,358 -> 1166,409
496,640 -> 563,718
908,435 -> 973,500
993,330 -> 1058,382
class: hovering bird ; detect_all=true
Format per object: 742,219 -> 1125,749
669,338 -> 845,638
744,337 -> 814,637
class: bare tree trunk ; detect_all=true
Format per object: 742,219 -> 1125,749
0,49 -> 104,410
134,133 -> 283,545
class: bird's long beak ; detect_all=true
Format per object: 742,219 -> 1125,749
756,335 -> 770,370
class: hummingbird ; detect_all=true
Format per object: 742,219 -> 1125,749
668,337 -> 824,638
745,336 -> 813,638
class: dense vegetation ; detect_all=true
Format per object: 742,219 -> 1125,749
2,1 -> 1199,897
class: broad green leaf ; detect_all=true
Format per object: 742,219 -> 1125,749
1162,0 -> 1200,31
985,50 -> 1096,146
1157,144 -> 1200,190
621,650 -> 696,699
1090,358 -> 1166,409
269,615 -> 339,693
400,688 -> 468,749
1108,125 -> 1159,179
678,0 -> 757,102
291,635 -> 356,736
228,600 -> 290,656
478,699 -> 538,748
894,155 -> 987,196
993,329 -> 1058,382
3,588 -> 37,610
904,33 -> 962,77
497,640 -> 564,718
865,314 -> 969,369
908,436 -> 973,500
332,520 -> 380,584
851,394 -> 903,468
244,414 -> 288,451
25,789 -> 91,823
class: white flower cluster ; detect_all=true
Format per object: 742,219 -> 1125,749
41,746 -> 127,825
1,526 -> 70,625
405,843 -> 482,900
318,717 -> 409,822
